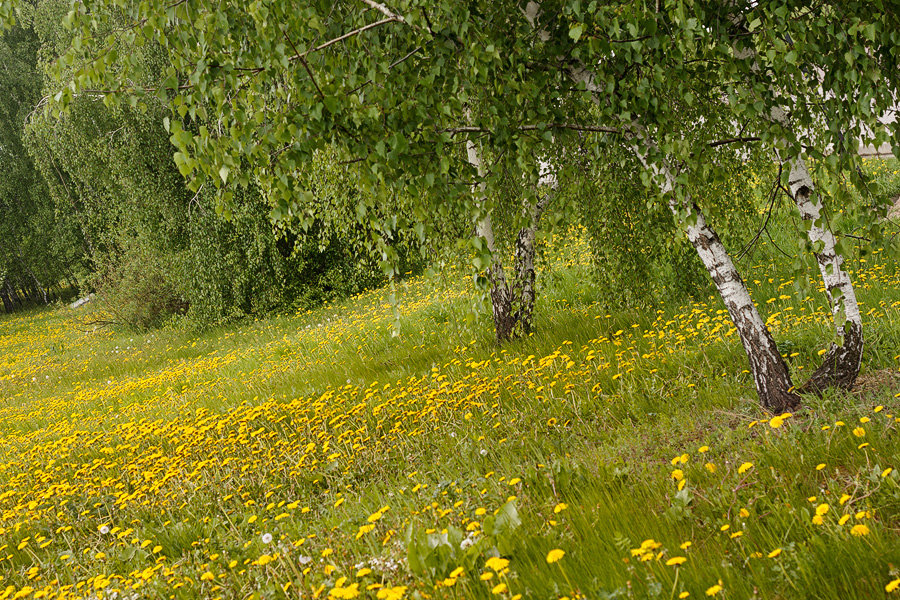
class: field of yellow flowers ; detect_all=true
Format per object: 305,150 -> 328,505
2,209 -> 900,598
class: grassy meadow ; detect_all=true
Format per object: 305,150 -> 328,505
2,167 -> 900,599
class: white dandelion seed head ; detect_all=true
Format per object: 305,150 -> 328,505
99,525 -> 110,535
261,533 -> 273,544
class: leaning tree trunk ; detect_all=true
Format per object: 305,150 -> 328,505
673,196 -> 801,413
728,11 -> 864,394
788,160 -> 863,393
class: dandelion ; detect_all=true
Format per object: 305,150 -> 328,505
546,549 -> 565,563
816,463 -> 826,471
738,462 -> 753,474
850,524 -> 870,537
767,548 -> 782,558
261,533 -> 273,544
853,427 -> 866,438
376,586 -> 407,600
705,582 -> 723,596
671,469 -> 684,482
666,556 -> 687,566
882,468 -> 893,478
492,583 -> 508,594
485,557 -> 509,572
886,579 -> 900,593
554,503 -> 568,513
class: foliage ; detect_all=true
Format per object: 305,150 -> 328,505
0,1 -> 81,310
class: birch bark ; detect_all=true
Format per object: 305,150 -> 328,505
728,4 -> 865,391
786,159 -> 863,392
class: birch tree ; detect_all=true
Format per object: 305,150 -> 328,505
28,0 -> 900,408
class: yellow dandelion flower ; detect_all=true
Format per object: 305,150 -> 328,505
546,549 -> 565,564
666,556 -> 687,566
850,524 -> 870,537
485,557 -> 509,572
705,583 -> 723,596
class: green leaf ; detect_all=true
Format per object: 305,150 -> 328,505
569,23 -> 584,43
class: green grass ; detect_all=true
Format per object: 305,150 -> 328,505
1,177 -> 900,600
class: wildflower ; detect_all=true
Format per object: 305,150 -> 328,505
705,582 -> 723,596
698,446 -> 709,453
767,548 -> 782,558
850,524 -> 870,537
200,571 -> 215,581
329,583 -> 360,599
853,427 -> 866,438
886,579 -> 900,593
816,504 -> 829,517
492,583 -> 508,594
376,586 -> 407,600
666,556 -> 687,566
883,468 -> 893,478
705,462 -> 716,473
546,549 -> 565,563
816,463 -> 826,471
739,508 -> 750,518
680,541 -> 692,550
679,593 -> 690,599
485,557 -> 509,572
738,462 -> 753,474
261,533 -> 273,544
671,469 -> 684,482
769,415 -> 784,428
554,503 -> 567,513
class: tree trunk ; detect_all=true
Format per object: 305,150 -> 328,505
728,11 -> 865,394
788,160 -> 863,393
512,226 -> 537,335
466,132 -> 550,343
673,197 -> 801,413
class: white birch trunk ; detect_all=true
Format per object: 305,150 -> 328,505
518,1 -> 801,410
787,160 -> 863,391
466,136 -> 516,342
731,6 -> 865,391
650,163 -> 800,412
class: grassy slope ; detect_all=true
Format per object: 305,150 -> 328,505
1,167 -> 900,600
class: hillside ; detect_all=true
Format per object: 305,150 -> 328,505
1,232 -> 900,600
